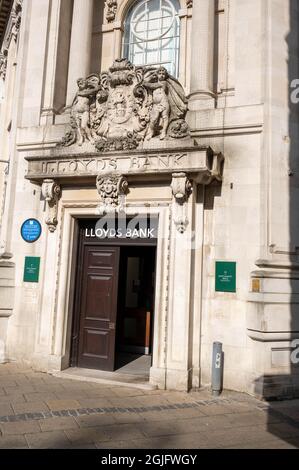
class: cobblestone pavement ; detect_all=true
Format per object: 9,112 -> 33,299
0,363 -> 299,449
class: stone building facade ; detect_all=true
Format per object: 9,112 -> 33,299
0,0 -> 298,399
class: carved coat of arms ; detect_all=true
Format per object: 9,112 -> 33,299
61,59 -> 189,152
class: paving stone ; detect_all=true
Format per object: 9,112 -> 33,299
5,385 -> 36,394
0,420 -> 40,435
12,402 -> 50,414
0,380 -> 17,387
45,400 -> 81,411
75,413 -> 116,428
0,435 -> 29,449
23,392 -> 58,403
0,403 -> 14,416
140,420 -> 204,438
135,395 -> 172,407
196,403 -> 234,416
85,388 -> 118,398
64,427 -> 110,444
111,387 -> 146,397
227,410 -> 283,428
53,391 -> 91,400
113,412 -> 146,424
107,397 -> 144,408
39,417 -> 79,432
96,439 -> 138,449
0,394 -> 26,405
261,422 -> 299,439
77,398 -> 112,409
104,423 -> 146,441
25,431 -> 72,449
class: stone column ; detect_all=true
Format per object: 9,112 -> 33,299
189,0 -> 215,109
66,0 -> 94,106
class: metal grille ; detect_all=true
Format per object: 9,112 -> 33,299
123,0 -> 180,78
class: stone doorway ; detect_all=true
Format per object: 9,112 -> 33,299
70,218 -> 157,375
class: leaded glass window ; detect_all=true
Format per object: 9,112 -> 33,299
123,0 -> 180,78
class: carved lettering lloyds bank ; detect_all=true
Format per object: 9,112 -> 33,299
61,58 -> 189,151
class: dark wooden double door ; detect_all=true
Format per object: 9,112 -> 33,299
71,223 -> 156,372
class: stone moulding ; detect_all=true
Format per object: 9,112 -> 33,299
25,146 -> 223,183
27,148 -> 223,232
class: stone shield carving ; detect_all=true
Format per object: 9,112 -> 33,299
61,58 -> 189,151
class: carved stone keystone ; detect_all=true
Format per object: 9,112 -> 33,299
41,179 -> 61,232
96,174 -> 129,215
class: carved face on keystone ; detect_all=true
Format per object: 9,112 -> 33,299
103,179 -> 117,196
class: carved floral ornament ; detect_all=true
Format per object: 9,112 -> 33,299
61,58 -> 189,152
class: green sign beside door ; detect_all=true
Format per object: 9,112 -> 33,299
23,257 -> 40,283
215,261 -> 236,293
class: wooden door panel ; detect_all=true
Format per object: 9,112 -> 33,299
77,246 -> 120,371
87,251 -> 116,269
84,274 -> 114,320
82,329 -> 110,359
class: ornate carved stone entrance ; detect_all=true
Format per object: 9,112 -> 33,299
25,59 -> 223,390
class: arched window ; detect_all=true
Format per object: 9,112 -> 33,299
122,0 -> 180,78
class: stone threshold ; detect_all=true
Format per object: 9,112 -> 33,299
51,367 -> 157,391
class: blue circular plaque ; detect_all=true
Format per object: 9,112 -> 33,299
21,219 -> 42,243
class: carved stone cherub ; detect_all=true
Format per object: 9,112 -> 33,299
71,77 -> 99,146
143,67 -> 170,141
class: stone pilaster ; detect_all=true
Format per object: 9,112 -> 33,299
66,0 -> 94,107
189,0 -> 215,110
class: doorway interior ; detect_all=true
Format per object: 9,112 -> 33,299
70,219 -> 157,379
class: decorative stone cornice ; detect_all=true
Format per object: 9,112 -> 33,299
186,0 -> 193,7
41,179 -> 61,232
105,0 -> 117,23
96,174 -> 129,215
0,0 -> 22,81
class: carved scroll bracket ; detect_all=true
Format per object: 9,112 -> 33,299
41,179 -> 61,232
96,174 -> 129,215
171,172 -> 192,233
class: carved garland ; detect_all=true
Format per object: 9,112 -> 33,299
41,179 -> 61,232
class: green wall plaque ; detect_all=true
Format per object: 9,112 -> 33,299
215,261 -> 236,293
23,257 -> 40,283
